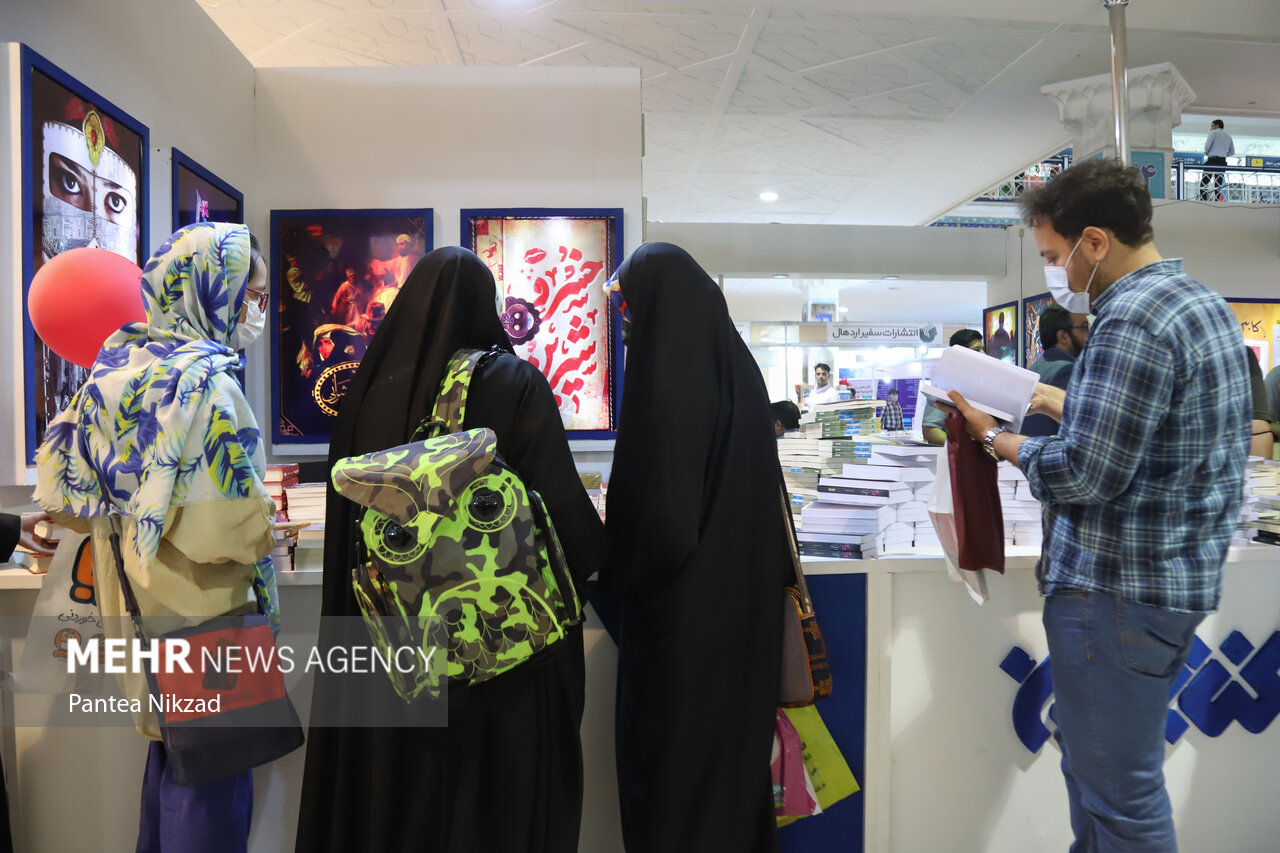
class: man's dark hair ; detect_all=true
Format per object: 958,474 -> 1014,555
1212,119 -> 1224,129
771,401 -> 801,430
1038,304 -> 1074,351
815,362 -> 831,373
949,328 -> 982,348
1019,159 -> 1154,248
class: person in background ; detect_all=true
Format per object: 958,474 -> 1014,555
922,329 -> 985,446
34,223 -> 278,853
771,400 -> 801,437
0,514 -> 55,853
949,159 -> 1249,853
1200,119 -> 1235,201
806,361 -> 842,407
1021,305 -> 1089,437
1246,348 -> 1274,460
604,242 -> 789,853
1265,363 -> 1280,452
880,387 -> 904,432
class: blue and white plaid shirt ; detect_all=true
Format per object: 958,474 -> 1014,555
1017,259 -> 1250,613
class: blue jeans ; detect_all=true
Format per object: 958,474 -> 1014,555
136,741 -> 253,853
1044,590 -> 1204,853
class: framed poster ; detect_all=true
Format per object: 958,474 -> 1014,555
1022,292 -> 1053,368
171,148 -> 243,230
21,46 -> 149,462
983,300 -> 1018,365
1226,298 -> 1280,373
462,208 -> 623,437
271,209 -> 432,445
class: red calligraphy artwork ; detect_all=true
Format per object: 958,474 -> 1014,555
472,217 -> 614,431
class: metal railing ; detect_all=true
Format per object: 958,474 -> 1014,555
1173,163 -> 1280,204
976,156 -> 1072,202
974,156 -> 1280,206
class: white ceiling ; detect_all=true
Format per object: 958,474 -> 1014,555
196,0 -> 1280,226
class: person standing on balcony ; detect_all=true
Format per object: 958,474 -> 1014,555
1200,119 -> 1234,201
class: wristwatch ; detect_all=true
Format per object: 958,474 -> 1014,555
982,425 -> 1009,461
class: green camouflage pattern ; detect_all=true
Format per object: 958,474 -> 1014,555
332,348 -> 582,702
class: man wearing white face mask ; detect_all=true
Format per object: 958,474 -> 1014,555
946,159 -> 1250,853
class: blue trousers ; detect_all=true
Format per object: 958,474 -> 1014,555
137,741 -> 253,853
1044,590 -> 1203,853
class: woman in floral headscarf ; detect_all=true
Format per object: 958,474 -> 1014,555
35,222 -> 283,853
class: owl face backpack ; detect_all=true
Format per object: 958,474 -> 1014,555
331,348 -> 583,702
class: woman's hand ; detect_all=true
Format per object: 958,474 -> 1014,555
18,512 -> 56,555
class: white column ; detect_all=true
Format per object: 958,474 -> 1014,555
1041,62 -> 1196,199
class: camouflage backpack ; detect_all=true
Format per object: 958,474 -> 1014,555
331,348 -> 583,702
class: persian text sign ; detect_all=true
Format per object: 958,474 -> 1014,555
827,323 -> 940,345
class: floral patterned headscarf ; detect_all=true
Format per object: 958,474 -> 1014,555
35,223 -> 269,573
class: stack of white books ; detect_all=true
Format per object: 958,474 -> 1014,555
997,464 -> 1044,548
283,483 -> 327,569
864,444 -> 943,549
1240,458 -> 1280,546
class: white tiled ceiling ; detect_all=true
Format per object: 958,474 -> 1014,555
196,0 -> 1280,225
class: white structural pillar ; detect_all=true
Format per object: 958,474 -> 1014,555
1041,62 -> 1196,199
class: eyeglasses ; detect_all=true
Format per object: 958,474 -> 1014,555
244,287 -> 269,312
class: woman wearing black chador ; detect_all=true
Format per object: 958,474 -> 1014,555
605,242 -> 790,853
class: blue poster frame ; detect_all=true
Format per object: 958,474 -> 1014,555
460,207 -> 624,439
20,45 -> 150,464
1022,291 -> 1053,368
269,207 -> 434,447
171,148 -> 244,231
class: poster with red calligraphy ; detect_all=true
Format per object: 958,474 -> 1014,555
465,210 -> 622,435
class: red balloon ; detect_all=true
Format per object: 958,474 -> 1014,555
28,248 -> 145,369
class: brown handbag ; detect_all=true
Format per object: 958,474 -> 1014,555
778,489 -> 832,707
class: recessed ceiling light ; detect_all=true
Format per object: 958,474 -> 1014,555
772,273 -> 789,279
882,275 -> 900,280
759,191 -> 779,202
838,306 -> 849,313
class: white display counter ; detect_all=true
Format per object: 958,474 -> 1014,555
2,545 -> 1277,851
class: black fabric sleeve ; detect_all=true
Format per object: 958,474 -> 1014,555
0,513 -> 20,563
468,355 -> 606,588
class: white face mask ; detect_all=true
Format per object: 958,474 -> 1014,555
1044,237 -> 1097,315
230,297 -> 266,350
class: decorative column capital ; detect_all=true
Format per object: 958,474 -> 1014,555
1041,62 -> 1196,155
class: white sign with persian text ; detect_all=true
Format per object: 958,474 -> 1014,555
826,323 -> 940,345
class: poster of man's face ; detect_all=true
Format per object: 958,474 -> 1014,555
27,62 -> 145,459
272,211 -> 430,443
467,212 -> 620,433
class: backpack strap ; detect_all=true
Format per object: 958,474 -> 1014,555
412,348 -> 500,440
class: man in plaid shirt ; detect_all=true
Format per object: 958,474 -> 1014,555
880,388 -> 904,432
947,159 -> 1250,852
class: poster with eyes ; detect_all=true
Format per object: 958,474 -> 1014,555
172,149 -> 243,231
1023,292 -> 1053,368
270,209 -> 432,445
22,48 -> 148,462
463,209 -> 623,436
983,300 -> 1018,366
